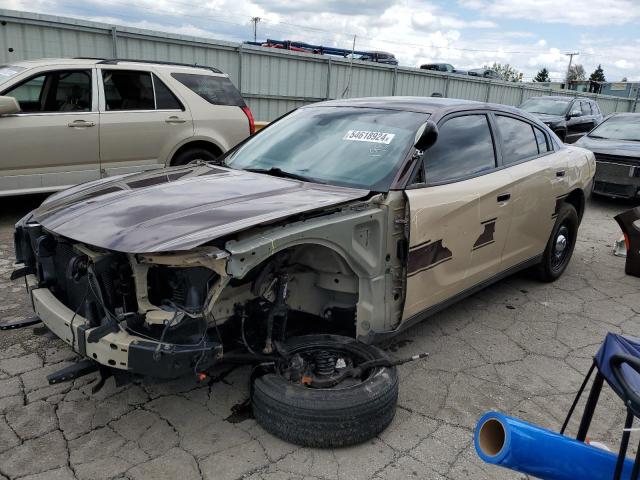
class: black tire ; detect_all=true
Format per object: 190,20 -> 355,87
554,129 -> 567,143
171,147 -> 218,166
251,334 -> 398,448
534,203 -> 578,282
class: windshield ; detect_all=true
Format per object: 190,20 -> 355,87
589,115 -> 640,142
519,98 -> 570,116
0,65 -> 26,86
225,106 -> 429,191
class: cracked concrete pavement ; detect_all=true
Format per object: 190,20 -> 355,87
0,193 -> 639,480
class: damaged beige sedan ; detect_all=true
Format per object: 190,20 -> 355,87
12,97 -> 595,447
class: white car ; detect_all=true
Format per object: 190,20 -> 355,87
0,58 -> 254,196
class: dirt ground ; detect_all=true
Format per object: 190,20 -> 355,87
1,193 -> 639,480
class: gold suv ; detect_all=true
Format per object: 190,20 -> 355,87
0,58 -> 254,196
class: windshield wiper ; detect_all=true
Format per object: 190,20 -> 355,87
244,167 -> 324,183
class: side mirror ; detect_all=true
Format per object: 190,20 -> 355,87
568,109 -> 581,119
0,96 -> 20,115
415,120 -> 439,151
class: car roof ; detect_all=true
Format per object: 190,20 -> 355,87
527,95 -> 578,102
306,96 -> 523,115
5,58 -> 224,75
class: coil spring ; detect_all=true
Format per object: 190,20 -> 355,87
314,350 -> 336,376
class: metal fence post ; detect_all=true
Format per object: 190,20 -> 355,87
519,84 -> 525,104
391,65 -> 398,96
444,75 -> 450,98
111,27 -> 117,58
485,82 -> 492,102
237,44 -> 243,95
325,57 -> 332,100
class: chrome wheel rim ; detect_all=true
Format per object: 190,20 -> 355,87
551,224 -> 571,271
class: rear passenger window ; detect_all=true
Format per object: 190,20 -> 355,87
171,73 -> 245,106
153,74 -> 183,110
103,70 -> 154,111
533,127 -> 549,153
495,115 -> 539,164
424,114 -> 496,184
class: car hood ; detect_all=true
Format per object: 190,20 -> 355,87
575,136 -> 640,157
32,164 -> 369,253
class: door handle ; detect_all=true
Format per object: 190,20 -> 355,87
497,193 -> 511,203
68,120 -> 95,128
165,116 -> 186,124
556,170 -> 566,177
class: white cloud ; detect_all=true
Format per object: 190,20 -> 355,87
460,0 -> 640,26
614,59 -> 635,69
2,0 -> 638,82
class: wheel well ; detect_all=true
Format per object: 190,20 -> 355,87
564,188 -> 585,222
170,141 -> 223,166
215,244 -> 359,337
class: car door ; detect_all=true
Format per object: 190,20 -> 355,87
581,101 -> 597,132
495,114 -> 564,269
0,68 -> 100,193
98,67 -> 193,176
402,112 -> 513,320
565,100 -> 584,142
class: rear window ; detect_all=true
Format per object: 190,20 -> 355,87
171,73 -> 245,107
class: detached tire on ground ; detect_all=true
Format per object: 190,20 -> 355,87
251,334 -> 398,448
535,203 -> 579,282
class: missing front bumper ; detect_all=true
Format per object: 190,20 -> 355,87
26,274 -> 222,379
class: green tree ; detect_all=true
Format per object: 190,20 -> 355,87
533,67 -> 550,82
485,62 -> 523,82
567,64 -> 586,81
589,64 -> 606,93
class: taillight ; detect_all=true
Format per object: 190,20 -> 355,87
241,106 -> 255,135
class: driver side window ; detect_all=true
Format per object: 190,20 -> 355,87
3,70 -> 92,113
423,114 -> 497,185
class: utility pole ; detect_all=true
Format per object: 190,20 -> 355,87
251,17 -> 261,43
341,34 -> 357,98
564,52 -> 579,88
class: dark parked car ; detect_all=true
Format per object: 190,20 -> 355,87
519,96 -> 603,143
575,113 -> 640,199
420,63 -> 467,75
359,51 -> 398,65
468,68 -> 501,80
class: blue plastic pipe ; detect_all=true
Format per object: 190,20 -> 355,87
475,411 -> 636,480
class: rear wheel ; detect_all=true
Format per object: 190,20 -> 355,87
251,334 -> 398,448
554,129 -> 567,143
171,147 -> 218,166
534,203 -> 578,282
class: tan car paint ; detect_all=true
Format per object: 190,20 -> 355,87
403,145 -> 594,324
499,153 -> 562,269
0,59 -> 250,196
402,168 -> 513,319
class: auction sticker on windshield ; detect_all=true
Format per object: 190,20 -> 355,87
343,130 -> 395,144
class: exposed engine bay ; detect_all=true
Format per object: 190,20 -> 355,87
12,189 -> 404,382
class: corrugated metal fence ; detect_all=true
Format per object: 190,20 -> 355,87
1,9 -> 636,121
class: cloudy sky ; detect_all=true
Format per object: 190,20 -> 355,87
2,0 -> 639,81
